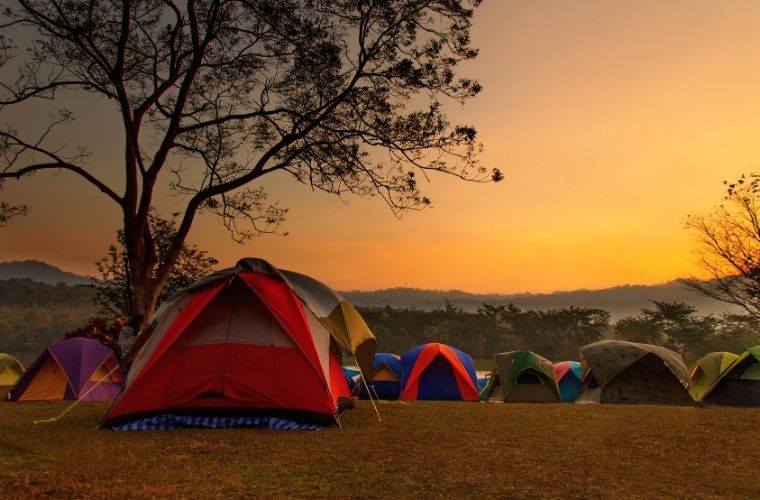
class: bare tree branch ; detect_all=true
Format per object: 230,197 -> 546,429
683,173 -> 760,319
0,0 -> 499,319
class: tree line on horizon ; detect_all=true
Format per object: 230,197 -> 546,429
2,278 -> 759,366
358,301 -> 760,364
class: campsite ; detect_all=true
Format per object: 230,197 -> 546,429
2,259 -> 760,497
3,0 -> 760,498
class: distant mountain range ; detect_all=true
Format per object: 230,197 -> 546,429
0,259 -> 738,320
0,260 -> 90,285
342,283 -> 738,321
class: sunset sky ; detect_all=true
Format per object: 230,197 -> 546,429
2,0 -> 760,294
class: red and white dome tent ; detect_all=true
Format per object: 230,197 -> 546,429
104,258 -> 376,430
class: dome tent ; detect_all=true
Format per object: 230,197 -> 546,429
358,353 -> 402,400
476,374 -> 491,392
343,366 -> 361,390
105,258 -> 376,430
576,340 -> 693,405
400,343 -> 478,401
480,350 -> 561,403
701,345 -> 760,407
554,361 -> 583,402
8,338 -> 124,401
0,353 -> 25,387
689,351 -> 738,401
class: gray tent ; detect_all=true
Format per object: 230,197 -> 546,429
480,350 -> 561,403
576,340 -> 694,405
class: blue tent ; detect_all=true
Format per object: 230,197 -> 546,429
343,366 -> 361,390
400,343 -> 478,401
477,375 -> 491,392
359,353 -> 402,400
554,361 -> 582,402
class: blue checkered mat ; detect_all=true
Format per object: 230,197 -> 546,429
112,414 -> 322,431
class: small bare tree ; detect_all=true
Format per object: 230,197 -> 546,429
684,173 -> 760,318
0,1 -> 501,320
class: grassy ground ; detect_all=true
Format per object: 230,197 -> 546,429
1,400 -> 759,499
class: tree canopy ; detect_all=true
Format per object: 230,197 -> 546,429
2,278 -> 758,365
91,211 -> 218,317
0,0 -> 500,320
684,173 -> 760,318
0,180 -> 27,227
614,301 -> 715,361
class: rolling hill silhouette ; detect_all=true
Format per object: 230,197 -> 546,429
0,260 -> 90,285
0,259 -> 736,320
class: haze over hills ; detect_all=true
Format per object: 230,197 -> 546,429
0,260 -> 90,285
342,283 -> 738,321
0,259 -> 738,320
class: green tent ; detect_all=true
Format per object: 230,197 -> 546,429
701,345 -> 760,407
576,340 -> 693,405
689,351 -> 738,401
0,353 -> 25,387
480,350 -> 561,403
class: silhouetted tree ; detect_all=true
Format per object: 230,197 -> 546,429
645,302 -> 715,360
614,301 -> 715,362
0,41 -> 28,227
92,211 -> 218,317
475,302 -> 510,357
0,181 -> 27,227
615,316 -> 660,344
705,313 -> 760,355
63,316 -> 125,352
477,303 -> 504,325
684,173 -> 760,318
542,306 -> 610,359
0,0 -> 501,321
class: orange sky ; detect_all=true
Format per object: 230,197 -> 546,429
2,0 -> 760,293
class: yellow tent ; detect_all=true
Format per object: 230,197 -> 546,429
0,353 -> 25,386
690,352 -> 739,400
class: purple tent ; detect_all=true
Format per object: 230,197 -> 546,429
7,337 -> 124,401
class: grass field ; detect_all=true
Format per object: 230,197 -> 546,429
1,400 -> 759,498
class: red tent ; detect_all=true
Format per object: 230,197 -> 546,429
105,259 -> 371,429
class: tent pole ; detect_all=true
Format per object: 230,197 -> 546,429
352,353 -> 381,423
33,364 -> 121,425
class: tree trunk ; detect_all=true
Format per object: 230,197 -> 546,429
131,277 -> 161,323
124,211 -> 161,321
122,209 -> 183,322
